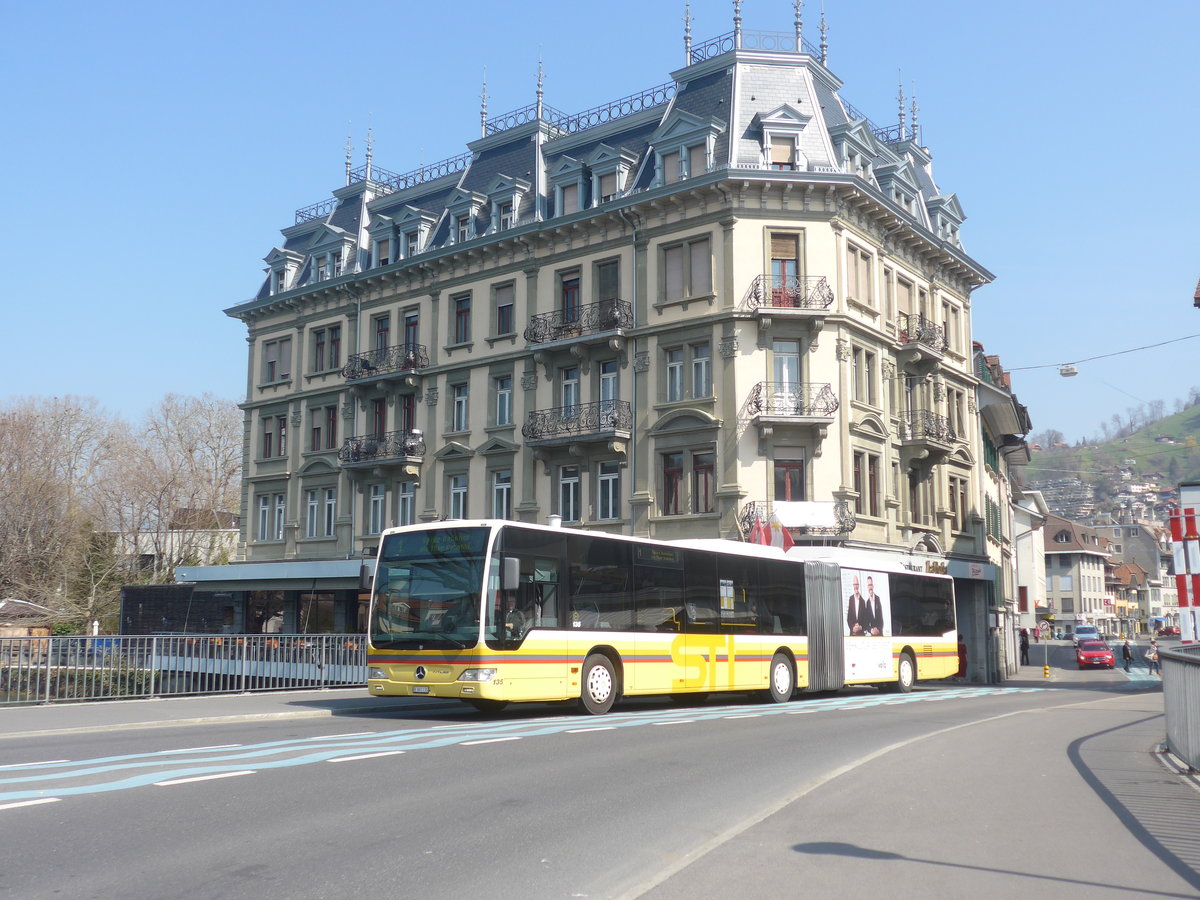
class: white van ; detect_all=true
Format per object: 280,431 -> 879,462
1072,624 -> 1100,646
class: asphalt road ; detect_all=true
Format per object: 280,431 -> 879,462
0,643 -> 1195,899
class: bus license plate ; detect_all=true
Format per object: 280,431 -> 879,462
412,685 -> 430,694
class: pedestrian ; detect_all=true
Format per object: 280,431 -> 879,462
1121,639 -> 1133,673
1147,640 -> 1160,676
1032,628 -> 1039,644
1019,630 -> 1030,665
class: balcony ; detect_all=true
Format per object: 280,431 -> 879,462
338,430 -> 426,471
898,410 -> 956,465
524,299 -> 633,347
739,499 -> 856,541
741,275 -> 833,333
342,343 -> 429,383
522,400 -> 632,447
895,314 -> 948,373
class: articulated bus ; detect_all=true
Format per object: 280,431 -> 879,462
366,520 -> 958,714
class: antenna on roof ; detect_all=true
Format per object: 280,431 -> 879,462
794,0 -> 803,51
344,129 -> 353,186
819,4 -> 828,64
536,51 -> 544,120
481,67 -> 489,138
910,84 -> 920,143
365,126 -> 374,182
684,1 -> 693,65
733,0 -> 742,49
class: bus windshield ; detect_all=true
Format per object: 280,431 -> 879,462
370,527 -> 490,650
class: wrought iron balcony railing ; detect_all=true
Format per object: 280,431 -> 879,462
524,299 -> 634,344
341,343 -> 429,381
899,410 -> 957,444
337,430 -> 426,465
742,275 -> 835,311
896,314 -> 949,354
522,400 -> 632,442
747,382 -> 839,418
739,499 -> 856,539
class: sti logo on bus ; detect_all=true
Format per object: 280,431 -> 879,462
415,666 -> 427,680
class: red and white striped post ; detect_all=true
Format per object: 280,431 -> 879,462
1171,509 -> 1198,645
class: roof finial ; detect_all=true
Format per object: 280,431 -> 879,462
910,83 -> 920,143
536,52 -> 544,119
684,1 -> 693,65
480,67 -> 489,138
794,0 -> 803,52
344,129 -> 353,186
365,126 -> 374,181
733,0 -> 742,49
819,4 -> 828,64
897,71 -> 906,135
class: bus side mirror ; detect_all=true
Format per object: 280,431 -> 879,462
359,564 -> 372,591
502,557 -> 520,591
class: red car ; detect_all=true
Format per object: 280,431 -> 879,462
1077,641 -> 1115,669
1158,626 -> 1180,637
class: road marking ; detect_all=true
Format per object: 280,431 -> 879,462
305,732 -> 375,740
653,720 -> 694,726
724,714 -> 761,719
157,745 -> 241,754
565,727 -> 617,733
430,723 -> 479,730
0,760 -> 68,769
0,798 -> 61,811
327,750 -> 405,763
460,737 -> 522,745
155,771 -> 255,786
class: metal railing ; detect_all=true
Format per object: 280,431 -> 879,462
740,499 -> 856,539
522,400 -> 632,442
0,635 -> 367,705
338,430 -> 426,464
897,313 -> 949,354
899,409 -> 957,444
524,299 -> 633,344
342,343 -> 429,380
747,381 -> 839,418
742,274 -> 835,311
689,28 -> 823,63
1163,643 -> 1200,771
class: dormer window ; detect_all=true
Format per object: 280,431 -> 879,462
585,143 -> 638,209
597,173 -> 618,204
770,136 -> 798,171
561,183 -> 579,214
484,176 -> 529,233
374,238 -> 391,268
661,150 -> 680,185
405,230 -> 421,257
498,202 -> 513,230
273,269 -> 289,295
456,215 -> 471,243
316,256 -> 330,281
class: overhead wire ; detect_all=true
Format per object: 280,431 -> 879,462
1007,333 -> 1200,372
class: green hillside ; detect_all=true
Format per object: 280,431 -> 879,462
1025,405 -> 1200,493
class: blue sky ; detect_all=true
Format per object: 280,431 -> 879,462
4,0 -> 1197,442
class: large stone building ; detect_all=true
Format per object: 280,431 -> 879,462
179,7 -> 1026,677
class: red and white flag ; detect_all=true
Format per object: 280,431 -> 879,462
768,515 -> 794,550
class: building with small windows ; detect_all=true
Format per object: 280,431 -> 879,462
177,6 -> 1027,676
1042,514 -> 1112,636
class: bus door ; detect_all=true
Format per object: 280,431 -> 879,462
494,529 -> 568,700
679,550 -> 750,692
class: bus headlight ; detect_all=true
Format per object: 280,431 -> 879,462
368,668 -> 388,680
458,668 -> 498,682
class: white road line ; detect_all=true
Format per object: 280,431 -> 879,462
0,798 -> 62,811
305,732 -> 375,740
0,760 -> 68,769
565,727 -> 617,733
327,751 -> 406,763
460,737 -> 522,745
724,714 -> 761,719
154,770 -> 255,786
653,720 -> 694,726
157,745 -> 241,754
431,723 -> 479,730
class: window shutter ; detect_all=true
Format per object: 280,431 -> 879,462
278,339 -> 292,377
771,234 -> 798,262
664,245 -> 684,299
771,136 -> 796,166
689,238 -> 712,295
688,144 -> 707,177
597,261 -> 619,301
661,151 -> 679,184
561,184 -> 577,215
599,172 -> 617,198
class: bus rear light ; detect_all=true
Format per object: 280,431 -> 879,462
458,668 -> 498,682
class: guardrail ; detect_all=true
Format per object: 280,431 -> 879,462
1163,643 -> 1200,771
0,635 -> 367,705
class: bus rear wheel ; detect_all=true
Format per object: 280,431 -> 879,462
764,653 -> 794,704
895,652 -> 916,693
580,654 -> 618,715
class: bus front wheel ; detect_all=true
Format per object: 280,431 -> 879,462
580,653 -> 618,715
765,653 -> 794,703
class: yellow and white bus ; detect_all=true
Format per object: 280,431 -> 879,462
366,520 -> 958,714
